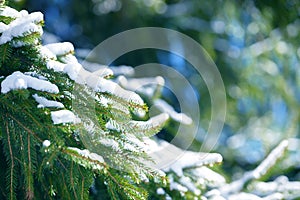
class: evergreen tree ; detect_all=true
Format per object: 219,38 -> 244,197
0,2 -> 299,200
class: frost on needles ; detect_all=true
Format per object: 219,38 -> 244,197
0,4 -> 300,200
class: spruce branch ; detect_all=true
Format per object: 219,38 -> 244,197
4,117 -> 16,200
219,140 -> 289,196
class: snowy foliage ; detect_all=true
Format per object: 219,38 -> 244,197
1,71 -> 59,94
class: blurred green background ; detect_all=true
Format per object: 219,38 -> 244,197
10,0 -> 300,181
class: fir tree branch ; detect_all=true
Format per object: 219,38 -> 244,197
26,133 -> 34,200
0,95 -> 47,133
219,140 -> 289,196
7,113 -> 42,142
78,167 -> 85,200
5,117 -> 16,200
70,161 -> 79,200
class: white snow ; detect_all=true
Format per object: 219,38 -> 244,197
1,71 -> 59,94
228,192 -> 262,200
252,140 -> 288,179
93,67 -> 114,78
133,108 -> 146,118
0,11 -> 43,45
0,22 -> 8,33
179,176 -> 201,195
0,22 -> 43,45
153,99 -> 193,125
82,61 -> 134,77
105,119 -> 120,132
44,42 -> 74,56
118,76 -> 165,91
156,188 -> 165,195
12,11 -> 42,25
46,60 -> 66,72
0,6 -> 21,18
99,138 -> 119,150
135,113 -> 169,128
95,95 -> 109,107
42,140 -> 51,147
163,149 -> 222,177
170,181 -> 188,192
60,54 -> 78,64
64,62 -> 83,81
19,10 -> 29,17
250,176 -> 300,199
32,94 -> 64,108
190,166 -> 226,187
110,65 -> 135,76
87,76 -> 144,105
68,147 -> 104,163
51,110 -> 81,125
80,61 -> 107,72
117,76 -> 164,97
39,46 -> 57,60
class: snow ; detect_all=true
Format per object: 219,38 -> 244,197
162,148 -> 223,176
252,140 -> 288,179
93,67 -> 114,78
110,65 -> 135,76
156,188 -> 165,195
81,61 -> 107,72
99,138 -> 119,150
68,147 -> 104,163
44,42 -> 74,56
105,120 -> 120,131
32,94 -> 64,108
64,62 -> 82,81
12,11 -> 43,25
42,140 -> 51,147
228,192 -> 262,200
118,76 -> 165,91
190,166 -> 226,187
46,59 -> 85,84
0,22 -> 43,45
39,46 -> 57,60
0,6 -> 21,18
153,99 -> 193,125
0,22 -> 8,33
51,110 -> 81,125
170,181 -> 188,192
129,113 -> 169,135
60,54 -> 78,64
46,60 -> 66,72
0,11 -> 43,45
95,95 -> 109,107
117,76 -> 165,97
250,176 -> 300,199
179,176 -> 201,195
1,71 -> 59,94
87,77 -> 144,105
81,61 -> 134,77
